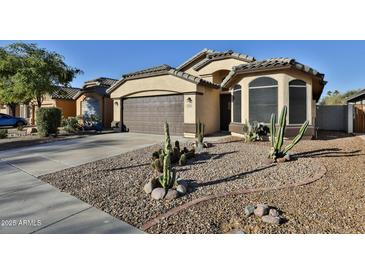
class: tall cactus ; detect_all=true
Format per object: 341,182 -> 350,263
164,122 -> 172,153
196,121 -> 205,146
157,122 -> 177,189
269,106 -> 309,160
158,148 -> 177,189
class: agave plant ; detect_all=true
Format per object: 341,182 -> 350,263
269,106 -> 309,160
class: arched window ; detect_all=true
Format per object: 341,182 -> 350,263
289,79 -> 307,124
232,84 -> 241,123
249,77 -> 278,123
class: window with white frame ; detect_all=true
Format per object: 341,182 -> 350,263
249,77 -> 278,123
289,79 -> 307,124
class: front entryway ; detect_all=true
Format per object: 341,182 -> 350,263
220,94 -> 231,131
123,95 -> 184,135
354,104 -> 365,133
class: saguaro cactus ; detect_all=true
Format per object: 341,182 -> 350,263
158,148 -> 177,189
269,105 -> 309,160
196,121 -> 205,149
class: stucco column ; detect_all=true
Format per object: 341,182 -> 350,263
347,103 -> 354,133
184,94 -> 197,138
306,82 -> 313,125
278,74 -> 288,123
242,81 -> 249,123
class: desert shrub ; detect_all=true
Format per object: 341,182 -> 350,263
0,129 -> 8,139
36,107 -> 62,137
242,121 -> 269,142
62,117 -> 81,133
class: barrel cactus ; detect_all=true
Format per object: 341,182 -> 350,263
269,105 -> 309,160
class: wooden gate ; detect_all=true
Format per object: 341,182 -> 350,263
354,104 -> 365,133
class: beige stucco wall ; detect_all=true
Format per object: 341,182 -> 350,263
197,58 -> 249,78
110,75 -> 197,99
196,85 -> 220,135
231,70 -> 314,126
113,98 -> 121,122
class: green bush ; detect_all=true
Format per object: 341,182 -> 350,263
0,129 -> 8,139
36,107 -> 62,137
62,117 -> 81,133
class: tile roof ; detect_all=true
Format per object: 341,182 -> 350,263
222,58 -> 326,88
107,64 -> 220,93
83,77 -> 118,88
51,86 -> 80,100
192,50 -> 256,71
176,48 -> 217,70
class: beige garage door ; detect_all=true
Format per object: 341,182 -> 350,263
123,95 -> 184,135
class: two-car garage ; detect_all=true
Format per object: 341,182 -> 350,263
122,95 -> 184,135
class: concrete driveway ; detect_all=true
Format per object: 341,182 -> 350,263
0,132 -> 169,176
0,132 -> 172,234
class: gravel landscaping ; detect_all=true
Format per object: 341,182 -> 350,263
39,132 -> 336,233
147,133 -> 365,234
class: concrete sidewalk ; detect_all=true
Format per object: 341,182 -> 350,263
0,160 -> 143,234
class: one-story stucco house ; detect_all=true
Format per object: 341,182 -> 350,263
1,87 -> 79,125
73,77 -> 118,128
108,48 -> 326,138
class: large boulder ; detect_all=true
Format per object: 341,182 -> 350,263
143,178 -> 159,194
244,205 -> 255,217
176,184 -> 187,195
262,215 -> 282,225
165,189 -> 179,200
151,188 -> 166,200
254,204 -> 269,217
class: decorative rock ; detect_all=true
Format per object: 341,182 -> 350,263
176,184 -> 187,195
244,205 -> 255,217
26,127 -> 37,134
177,179 -> 189,189
276,157 -> 286,163
269,208 -> 280,217
151,188 -> 166,200
143,178 -> 158,194
254,204 -> 269,217
165,189 -> 179,200
284,153 -> 291,161
262,215 -> 282,225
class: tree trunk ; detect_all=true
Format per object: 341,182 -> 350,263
37,97 -> 42,108
8,103 -> 17,116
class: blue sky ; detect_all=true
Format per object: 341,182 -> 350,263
1,41 -> 365,97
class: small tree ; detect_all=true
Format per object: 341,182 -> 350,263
0,43 -> 82,109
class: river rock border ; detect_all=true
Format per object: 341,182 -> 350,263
141,164 -> 327,231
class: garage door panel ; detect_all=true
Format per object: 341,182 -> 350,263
123,95 -> 184,135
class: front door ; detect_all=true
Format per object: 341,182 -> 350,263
220,94 -> 231,131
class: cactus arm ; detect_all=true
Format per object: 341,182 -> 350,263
164,122 -> 171,152
274,105 -> 287,152
270,113 -> 276,147
283,120 -> 309,155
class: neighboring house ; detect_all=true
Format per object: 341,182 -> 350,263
108,49 -> 326,138
73,77 -> 118,128
1,87 -> 79,124
30,86 -> 80,124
